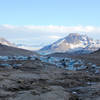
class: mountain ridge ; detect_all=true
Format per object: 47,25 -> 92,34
0,37 -> 15,47
39,33 -> 100,54
0,43 -> 38,56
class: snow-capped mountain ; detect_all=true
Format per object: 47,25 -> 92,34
39,33 -> 100,54
0,37 -> 14,47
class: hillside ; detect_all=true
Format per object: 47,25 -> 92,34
0,43 -> 38,56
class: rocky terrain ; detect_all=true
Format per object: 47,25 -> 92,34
0,34 -> 100,100
48,48 -> 100,66
0,55 -> 100,100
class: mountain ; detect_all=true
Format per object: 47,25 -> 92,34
0,37 -> 15,47
16,44 -> 40,51
91,48 -> 100,55
0,43 -> 38,56
39,33 -> 100,54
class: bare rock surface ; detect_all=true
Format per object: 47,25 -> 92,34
0,59 -> 100,100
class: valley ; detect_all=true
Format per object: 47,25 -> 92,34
0,0 -> 99,99
0,53 -> 99,100
0,33 -> 100,100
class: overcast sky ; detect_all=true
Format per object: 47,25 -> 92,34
0,0 -> 100,49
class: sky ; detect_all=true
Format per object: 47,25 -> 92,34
0,0 -> 100,49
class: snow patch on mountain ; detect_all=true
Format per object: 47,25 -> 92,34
0,37 -> 15,47
39,33 -> 100,54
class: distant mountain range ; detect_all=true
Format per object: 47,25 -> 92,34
39,33 -> 100,54
16,44 -> 40,51
1,34 -> 100,55
0,37 -> 38,56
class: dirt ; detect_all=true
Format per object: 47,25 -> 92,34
0,59 -> 100,100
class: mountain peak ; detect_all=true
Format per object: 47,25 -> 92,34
68,33 -> 80,36
67,33 -> 88,38
0,37 -> 14,47
66,33 -> 88,38
64,33 -> 90,44
39,33 -> 100,54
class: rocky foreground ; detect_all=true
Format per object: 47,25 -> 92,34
0,57 -> 100,100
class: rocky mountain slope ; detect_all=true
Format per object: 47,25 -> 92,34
0,37 -> 39,56
40,33 -> 100,54
0,44 -> 38,56
47,48 -> 100,68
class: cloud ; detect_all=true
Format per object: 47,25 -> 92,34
48,35 -> 61,39
2,24 -> 16,29
23,25 -> 100,33
0,24 -> 100,34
